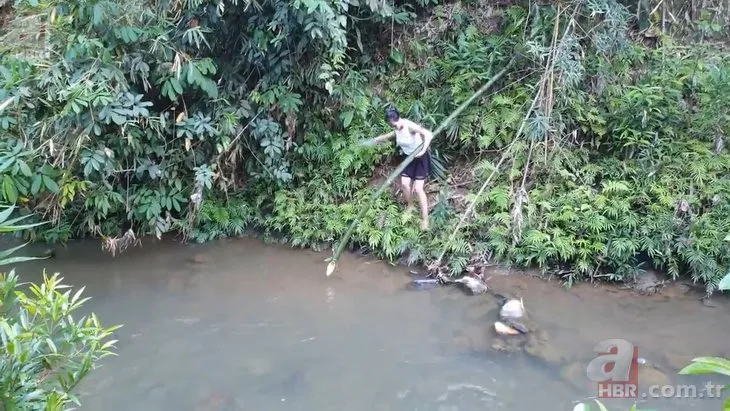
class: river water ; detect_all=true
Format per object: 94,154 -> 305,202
11,237 -> 730,410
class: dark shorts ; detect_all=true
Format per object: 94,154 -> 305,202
401,151 -> 431,180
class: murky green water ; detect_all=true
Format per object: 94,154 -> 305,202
11,236 -> 730,410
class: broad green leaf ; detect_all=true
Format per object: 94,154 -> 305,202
679,357 -> 730,377
42,175 -> 60,194
3,176 -> 18,203
31,174 -> 42,195
719,273 -> 730,291
170,77 -> 183,95
0,157 -> 13,173
17,160 -> 32,177
340,110 -> 354,128
92,3 -> 104,25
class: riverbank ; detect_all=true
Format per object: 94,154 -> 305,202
174,204 -> 726,301
27,222 -> 729,301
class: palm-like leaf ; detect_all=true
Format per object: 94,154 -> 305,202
0,205 -> 48,266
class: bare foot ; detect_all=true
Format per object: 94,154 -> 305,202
420,219 -> 429,231
405,204 -> 415,214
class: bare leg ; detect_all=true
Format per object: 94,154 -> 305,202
413,179 -> 429,230
400,176 -> 414,212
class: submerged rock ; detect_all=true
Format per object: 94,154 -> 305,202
638,364 -> 671,388
561,361 -> 594,393
489,297 -> 542,358
664,352 -> 696,371
499,298 -> 525,320
524,329 -> 567,366
489,295 -> 533,357
488,335 -> 526,353
502,318 -> 529,334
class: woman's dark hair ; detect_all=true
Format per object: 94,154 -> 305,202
385,106 -> 400,123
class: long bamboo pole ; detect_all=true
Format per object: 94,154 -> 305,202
326,56 -> 517,276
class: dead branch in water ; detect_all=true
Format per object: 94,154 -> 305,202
102,228 -> 141,257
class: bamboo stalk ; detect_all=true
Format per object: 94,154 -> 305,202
326,56 -> 517,276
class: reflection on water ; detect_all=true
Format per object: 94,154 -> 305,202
11,236 -> 730,410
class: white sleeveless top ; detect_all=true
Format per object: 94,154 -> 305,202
395,120 -> 423,155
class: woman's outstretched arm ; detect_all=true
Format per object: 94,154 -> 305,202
372,130 -> 395,143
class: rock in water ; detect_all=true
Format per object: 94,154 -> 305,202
499,298 -> 525,320
494,321 -> 520,336
453,275 -> 489,295
502,318 -> 529,334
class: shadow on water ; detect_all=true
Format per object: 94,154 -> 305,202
9,236 -> 730,410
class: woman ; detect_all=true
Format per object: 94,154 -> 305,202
369,106 -> 434,230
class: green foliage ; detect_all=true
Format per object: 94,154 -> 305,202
0,205 -> 46,267
0,201 -> 117,409
3,0 -> 730,290
680,357 -> 730,378
0,202 -> 118,409
0,270 -> 121,410
679,357 -> 730,410
0,0 -> 437,243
